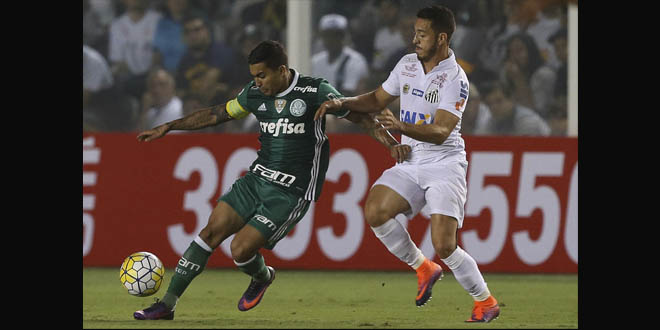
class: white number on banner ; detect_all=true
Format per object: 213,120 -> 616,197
317,149 -> 368,261
564,163 -> 578,263
462,152 -> 512,264
512,152 -> 564,266
168,147 -> 218,256
83,136 -> 100,256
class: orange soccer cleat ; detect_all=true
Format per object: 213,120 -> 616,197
415,258 -> 444,307
465,295 -> 500,322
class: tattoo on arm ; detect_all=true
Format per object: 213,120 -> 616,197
213,103 -> 234,124
166,102 -> 233,131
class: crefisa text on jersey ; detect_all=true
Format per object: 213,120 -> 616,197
259,118 -> 305,137
293,85 -> 318,93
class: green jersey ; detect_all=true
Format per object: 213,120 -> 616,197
225,69 -> 349,201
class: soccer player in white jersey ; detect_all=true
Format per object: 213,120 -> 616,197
315,5 -> 500,323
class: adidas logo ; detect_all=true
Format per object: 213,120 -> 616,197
258,103 -> 267,111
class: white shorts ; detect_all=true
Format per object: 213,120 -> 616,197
372,158 -> 468,228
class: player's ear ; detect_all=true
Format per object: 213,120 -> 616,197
278,64 -> 288,76
437,32 -> 447,45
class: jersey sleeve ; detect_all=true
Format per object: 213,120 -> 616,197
225,83 -> 252,120
318,81 -> 350,118
437,78 -> 469,119
380,59 -> 402,96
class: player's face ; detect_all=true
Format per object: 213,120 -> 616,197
413,18 -> 443,62
249,62 -> 287,96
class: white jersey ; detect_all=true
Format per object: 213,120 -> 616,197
381,49 -> 469,164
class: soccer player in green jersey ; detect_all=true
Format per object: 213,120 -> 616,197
134,40 -> 407,320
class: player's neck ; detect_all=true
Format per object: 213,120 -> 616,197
276,68 -> 293,94
422,47 -> 449,74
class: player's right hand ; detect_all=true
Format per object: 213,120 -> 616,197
390,144 -> 411,163
314,99 -> 343,121
137,124 -> 169,142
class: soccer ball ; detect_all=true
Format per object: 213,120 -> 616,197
119,251 -> 165,297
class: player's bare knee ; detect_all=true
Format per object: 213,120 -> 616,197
230,239 -> 253,262
435,242 -> 457,259
198,227 -> 216,247
364,202 -> 392,227
198,225 -> 226,249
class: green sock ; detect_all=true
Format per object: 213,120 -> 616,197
161,238 -> 212,309
235,252 -> 271,282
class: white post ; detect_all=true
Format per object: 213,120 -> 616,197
286,0 -> 312,76
568,2 -> 578,136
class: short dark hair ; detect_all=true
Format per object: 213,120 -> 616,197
248,40 -> 288,70
416,5 -> 456,42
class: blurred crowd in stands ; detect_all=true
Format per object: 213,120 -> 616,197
83,0 -> 570,136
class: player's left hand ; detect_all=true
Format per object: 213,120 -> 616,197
390,144 -> 411,163
375,109 -> 404,132
137,124 -> 169,142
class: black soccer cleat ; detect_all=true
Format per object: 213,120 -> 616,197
134,299 -> 174,320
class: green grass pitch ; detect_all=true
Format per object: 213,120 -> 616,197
83,267 -> 578,328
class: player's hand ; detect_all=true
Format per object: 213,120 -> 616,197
389,144 -> 411,163
314,99 -> 343,121
137,124 -> 169,142
375,109 -> 404,132
370,125 -> 393,146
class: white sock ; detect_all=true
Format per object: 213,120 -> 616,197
371,218 -> 425,269
441,246 -> 491,301
194,236 -> 214,252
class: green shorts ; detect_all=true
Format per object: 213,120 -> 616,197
218,172 -> 311,250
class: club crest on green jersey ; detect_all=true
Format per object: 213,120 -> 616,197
290,99 -> 307,117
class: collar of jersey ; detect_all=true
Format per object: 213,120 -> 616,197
421,48 -> 456,75
275,69 -> 300,97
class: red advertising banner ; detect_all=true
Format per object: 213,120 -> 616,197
83,133 -> 577,273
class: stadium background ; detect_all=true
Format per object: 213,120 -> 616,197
83,0 -> 578,274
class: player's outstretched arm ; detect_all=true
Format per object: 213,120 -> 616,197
137,102 -> 233,142
314,87 -> 396,120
